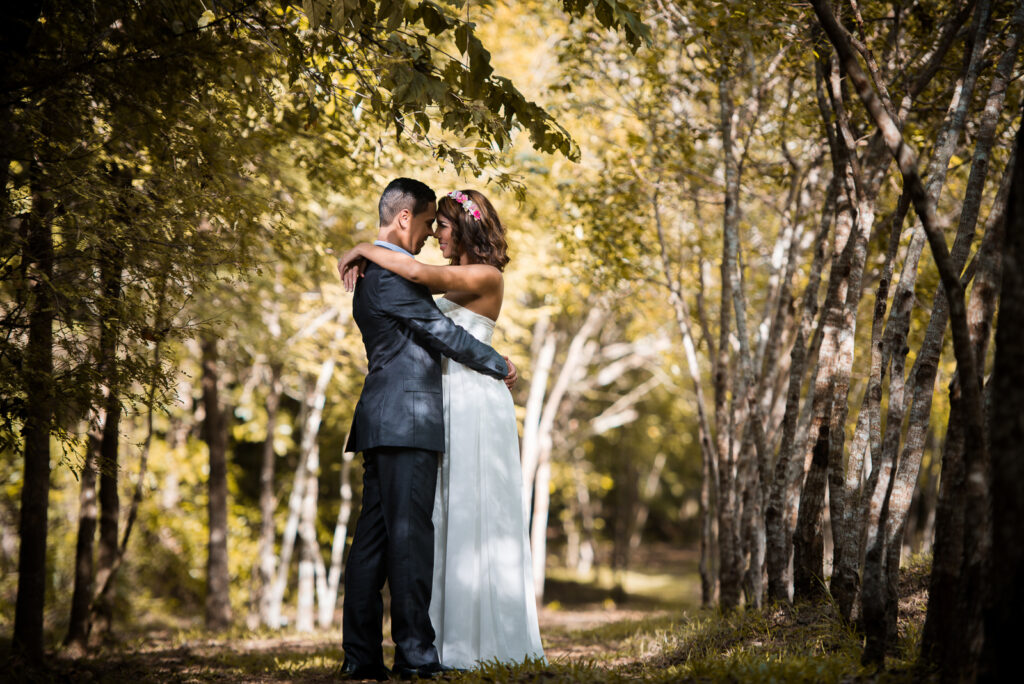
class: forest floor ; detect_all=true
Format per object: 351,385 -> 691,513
6,546 -> 934,683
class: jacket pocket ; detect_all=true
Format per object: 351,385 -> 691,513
404,377 -> 440,441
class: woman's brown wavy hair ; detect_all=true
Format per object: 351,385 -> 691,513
437,189 -> 510,271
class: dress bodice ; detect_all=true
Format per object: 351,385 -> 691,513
436,297 -> 495,345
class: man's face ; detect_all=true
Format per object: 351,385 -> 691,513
408,202 -> 437,254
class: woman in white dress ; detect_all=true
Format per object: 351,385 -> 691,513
338,189 -> 545,669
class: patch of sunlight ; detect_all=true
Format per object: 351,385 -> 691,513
547,564 -> 701,609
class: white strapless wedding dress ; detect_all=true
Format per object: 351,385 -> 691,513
429,298 -> 545,668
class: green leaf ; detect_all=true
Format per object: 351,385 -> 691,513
302,1 -> 326,29
417,1 -> 453,35
415,111 -> 430,135
455,23 -> 470,55
385,0 -> 405,31
331,2 -> 348,32
466,34 -> 493,96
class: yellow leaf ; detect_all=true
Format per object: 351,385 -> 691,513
198,10 -> 215,28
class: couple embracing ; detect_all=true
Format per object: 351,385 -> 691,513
336,178 -> 544,680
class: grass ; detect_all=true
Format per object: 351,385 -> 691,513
3,554 -> 935,682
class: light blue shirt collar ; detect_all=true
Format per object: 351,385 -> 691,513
374,240 -> 414,258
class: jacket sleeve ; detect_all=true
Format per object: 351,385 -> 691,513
377,270 -> 509,379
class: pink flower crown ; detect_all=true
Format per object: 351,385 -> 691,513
446,190 -> 483,220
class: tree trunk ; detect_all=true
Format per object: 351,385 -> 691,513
831,192 -> 909,622
13,177 -> 53,662
629,452 -> 666,553
296,441 -> 319,633
85,247 -> 124,645
809,0 -> 991,666
90,269 -> 168,641
611,454 -> 637,592
202,335 -> 233,631
979,105 -> 1024,684
319,446 -> 355,628
715,76 -> 743,610
256,362 -> 284,627
521,312 -> 555,518
923,2 -> 1023,669
64,436 -> 100,655
698,440 -> 717,607
566,447 -> 596,575
765,179 -> 835,603
793,46 -> 868,602
867,0 -> 1011,661
66,246 -> 124,652
651,189 -> 719,605
268,347 -> 337,627
530,307 -> 603,602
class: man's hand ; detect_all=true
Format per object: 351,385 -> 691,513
503,356 -> 518,390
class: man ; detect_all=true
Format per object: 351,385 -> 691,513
340,178 -> 515,681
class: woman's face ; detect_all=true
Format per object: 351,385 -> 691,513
435,215 -> 456,259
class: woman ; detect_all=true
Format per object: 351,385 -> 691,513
338,189 -> 545,669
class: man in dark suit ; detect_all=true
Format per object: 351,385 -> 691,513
339,178 -> 515,681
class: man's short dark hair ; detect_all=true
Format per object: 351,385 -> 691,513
378,178 -> 436,226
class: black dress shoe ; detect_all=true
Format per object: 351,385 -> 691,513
339,659 -> 392,681
392,661 -> 447,679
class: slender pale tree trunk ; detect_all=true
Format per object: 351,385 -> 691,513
521,312 -> 555,517
319,446 -> 355,628
256,362 -> 284,627
831,191 -> 909,621
650,191 -> 719,603
629,452 -> 667,553
721,84 -> 772,609
202,335 -> 233,631
293,345 -> 345,630
530,307 -> 603,601
268,342 -> 337,627
793,62 -> 860,597
714,76 -> 744,610
296,440 -> 319,633
267,439 -> 310,628
798,39 -> 879,603
765,179 -> 835,603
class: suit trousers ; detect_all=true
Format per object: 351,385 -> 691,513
342,446 -> 440,668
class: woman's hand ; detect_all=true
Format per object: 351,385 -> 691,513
338,245 -> 369,292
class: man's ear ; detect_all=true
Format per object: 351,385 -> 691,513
396,208 -> 411,231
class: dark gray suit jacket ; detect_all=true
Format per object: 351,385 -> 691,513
345,263 -> 508,453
